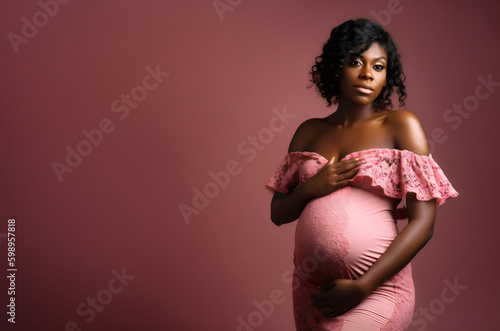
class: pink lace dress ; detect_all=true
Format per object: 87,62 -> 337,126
265,148 -> 458,331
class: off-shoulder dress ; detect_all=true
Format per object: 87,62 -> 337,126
265,148 -> 458,331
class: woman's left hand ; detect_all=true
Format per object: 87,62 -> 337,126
310,278 -> 369,318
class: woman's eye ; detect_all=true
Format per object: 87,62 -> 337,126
350,60 -> 361,66
374,65 -> 385,70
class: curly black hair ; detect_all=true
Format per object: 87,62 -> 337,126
307,18 -> 407,109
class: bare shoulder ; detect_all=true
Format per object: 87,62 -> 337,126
385,109 -> 430,155
288,118 -> 324,153
385,109 -> 421,125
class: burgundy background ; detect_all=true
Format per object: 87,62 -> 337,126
1,0 -> 499,330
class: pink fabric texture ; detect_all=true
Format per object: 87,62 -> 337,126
265,148 -> 459,219
265,148 -> 458,330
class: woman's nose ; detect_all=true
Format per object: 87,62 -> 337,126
359,67 -> 373,80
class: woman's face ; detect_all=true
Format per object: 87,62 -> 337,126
338,42 -> 388,106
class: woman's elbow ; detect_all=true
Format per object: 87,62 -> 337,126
426,227 -> 434,242
270,209 -> 294,226
270,212 -> 286,226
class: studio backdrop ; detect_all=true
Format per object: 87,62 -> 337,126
1,0 -> 499,330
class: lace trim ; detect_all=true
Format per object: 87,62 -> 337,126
265,151 -> 323,194
343,149 -> 459,205
265,149 -> 458,209
380,263 -> 415,330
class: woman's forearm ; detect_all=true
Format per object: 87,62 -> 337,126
355,198 -> 436,295
271,184 -> 313,226
270,157 -> 365,226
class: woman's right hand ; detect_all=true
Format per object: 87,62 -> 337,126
301,156 -> 366,199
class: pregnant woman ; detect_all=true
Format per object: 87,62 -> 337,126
265,18 -> 458,330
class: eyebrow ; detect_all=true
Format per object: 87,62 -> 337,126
358,54 -> 387,62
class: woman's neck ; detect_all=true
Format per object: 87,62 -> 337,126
329,98 -> 380,127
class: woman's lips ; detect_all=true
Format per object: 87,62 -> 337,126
354,86 -> 374,94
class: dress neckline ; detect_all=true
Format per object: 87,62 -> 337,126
287,148 -> 432,162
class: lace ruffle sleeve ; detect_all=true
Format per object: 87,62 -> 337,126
265,152 -> 317,194
345,149 -> 459,218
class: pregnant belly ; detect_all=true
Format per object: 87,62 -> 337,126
294,186 -> 399,285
